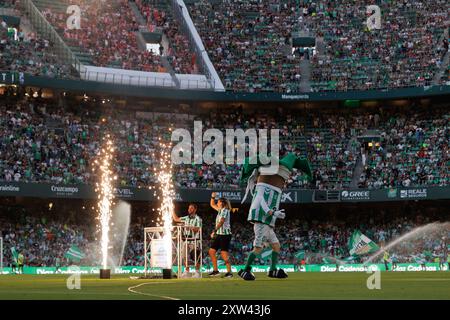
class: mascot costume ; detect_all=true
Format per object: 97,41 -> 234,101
238,153 -> 312,280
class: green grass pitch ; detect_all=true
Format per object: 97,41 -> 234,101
0,272 -> 449,300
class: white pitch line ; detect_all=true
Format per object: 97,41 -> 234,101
127,282 -> 180,300
388,278 -> 450,282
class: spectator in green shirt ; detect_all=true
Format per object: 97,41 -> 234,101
17,253 -> 24,274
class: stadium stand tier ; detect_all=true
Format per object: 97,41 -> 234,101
134,0 -> 199,74
0,95 -> 448,190
0,12 -> 77,78
1,0 -> 448,92
186,0 -> 449,92
0,201 -> 448,266
35,0 -> 166,72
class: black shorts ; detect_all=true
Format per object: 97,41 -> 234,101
210,234 -> 232,252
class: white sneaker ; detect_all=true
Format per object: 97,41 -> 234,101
181,271 -> 191,278
192,271 -> 201,278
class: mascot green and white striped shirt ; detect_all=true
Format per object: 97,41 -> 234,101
248,183 -> 282,228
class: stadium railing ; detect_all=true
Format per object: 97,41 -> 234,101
79,68 -> 217,90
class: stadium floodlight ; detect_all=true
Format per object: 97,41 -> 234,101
144,226 -> 202,279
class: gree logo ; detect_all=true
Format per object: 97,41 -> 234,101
342,191 -> 370,198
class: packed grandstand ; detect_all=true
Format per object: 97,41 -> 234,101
0,95 -> 448,190
0,0 -> 449,273
1,0 -> 449,91
1,200 -> 449,267
0,91 -> 448,269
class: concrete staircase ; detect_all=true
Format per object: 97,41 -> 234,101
128,1 -> 147,26
433,51 -> 449,85
432,29 -> 449,85
159,49 -> 181,88
350,154 -> 364,189
128,0 -> 180,87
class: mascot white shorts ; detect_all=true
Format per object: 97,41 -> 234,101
253,222 -> 279,248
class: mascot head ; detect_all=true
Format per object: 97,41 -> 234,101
240,152 -> 313,203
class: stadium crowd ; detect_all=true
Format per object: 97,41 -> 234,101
0,97 -> 448,190
359,112 -> 449,189
134,0 -> 198,74
1,203 -> 448,267
0,209 -> 97,267
186,0 -> 448,92
35,0 -> 196,74
39,0 -> 165,72
305,0 -> 448,91
0,15 -> 75,78
0,0 -> 18,8
1,0 -> 448,92
187,0 -> 305,93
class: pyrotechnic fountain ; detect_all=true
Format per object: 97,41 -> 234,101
153,138 -> 175,278
94,135 -> 116,279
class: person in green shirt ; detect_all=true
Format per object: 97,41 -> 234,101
208,192 -> 233,278
55,257 -> 61,274
24,168 -> 31,181
17,253 -> 24,274
447,253 -> 450,271
391,254 -> 398,270
434,256 -> 440,265
172,203 -> 203,278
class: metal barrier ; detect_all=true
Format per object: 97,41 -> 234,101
22,0 -> 219,90
144,225 -> 203,278
79,68 -> 216,90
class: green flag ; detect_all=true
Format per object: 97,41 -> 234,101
322,256 -> 334,264
10,247 -> 18,264
343,255 -> 358,262
64,245 -> 85,262
411,254 -> 426,264
348,230 -> 379,256
240,152 -> 313,184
